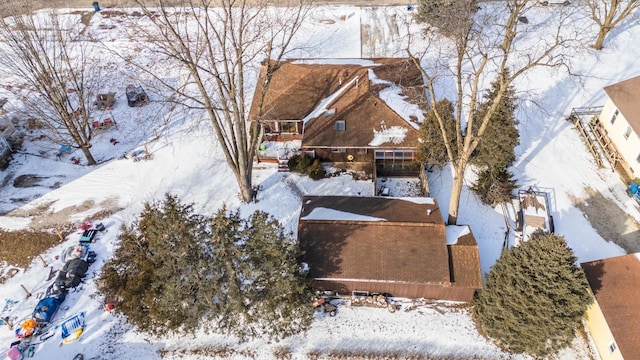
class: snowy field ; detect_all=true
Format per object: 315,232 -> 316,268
1,3 -> 639,359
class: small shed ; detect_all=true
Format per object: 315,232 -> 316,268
95,92 -> 115,110
125,85 -> 149,107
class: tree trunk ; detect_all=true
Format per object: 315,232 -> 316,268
80,145 -> 96,165
447,165 -> 465,225
236,167 -> 254,203
593,28 -> 608,50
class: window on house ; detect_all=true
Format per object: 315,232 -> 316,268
375,150 -> 416,160
637,152 -> 640,164
357,148 -> 367,154
335,120 -> 346,131
610,109 -> 619,124
280,121 -> 298,133
332,148 -> 346,153
624,126 -> 632,139
608,341 -> 617,353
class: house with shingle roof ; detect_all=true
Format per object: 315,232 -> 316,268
298,195 -> 482,301
249,58 -> 425,176
581,253 -> 640,360
597,75 -> 640,181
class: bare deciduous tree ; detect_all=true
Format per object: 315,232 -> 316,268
0,2 -> 100,165
408,0 -> 579,224
584,0 -> 640,50
127,0 -> 310,202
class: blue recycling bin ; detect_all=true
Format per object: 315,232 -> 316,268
93,2 -> 100,11
631,180 -> 639,195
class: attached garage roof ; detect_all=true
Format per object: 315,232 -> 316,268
581,253 -> 640,358
298,196 -> 482,289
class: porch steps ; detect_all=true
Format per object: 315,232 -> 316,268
277,160 -> 290,172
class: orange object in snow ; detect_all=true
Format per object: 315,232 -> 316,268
18,318 -> 38,338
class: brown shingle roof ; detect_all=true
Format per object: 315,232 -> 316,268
603,75 -> 640,136
581,254 -> 640,358
300,220 -> 450,283
249,58 -> 423,148
249,61 -> 370,121
298,196 -> 484,287
299,195 -> 442,224
448,230 -> 483,288
302,91 -> 419,148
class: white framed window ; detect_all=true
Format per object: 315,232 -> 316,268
610,109 -> 619,124
335,120 -> 345,131
624,126 -> 632,139
375,150 -> 416,160
637,152 -> 640,163
608,340 -> 617,353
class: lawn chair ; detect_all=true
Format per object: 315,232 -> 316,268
60,312 -> 85,345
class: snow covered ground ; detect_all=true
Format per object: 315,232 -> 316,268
1,4 -> 639,359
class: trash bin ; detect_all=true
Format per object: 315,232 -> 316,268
631,180 -> 639,195
93,2 -> 100,11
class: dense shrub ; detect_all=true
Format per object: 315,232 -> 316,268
287,153 -> 313,173
473,233 -> 593,357
307,159 -> 326,180
288,153 -> 325,180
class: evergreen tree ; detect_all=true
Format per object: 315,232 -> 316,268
471,70 -> 519,170
470,71 -> 519,204
98,195 -> 314,340
473,233 -> 593,358
471,167 -> 518,206
417,98 -> 457,169
240,211 -> 314,339
98,194 -> 211,335
208,208 -> 314,340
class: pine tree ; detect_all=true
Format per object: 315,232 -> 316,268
471,167 -> 518,206
470,71 -> 519,204
208,208 -> 314,340
471,70 -> 519,170
98,194 -> 211,335
98,196 -> 314,340
240,211 -> 314,340
473,233 -> 593,357
417,98 -> 457,169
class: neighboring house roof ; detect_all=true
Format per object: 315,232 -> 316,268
603,75 -> 640,135
581,253 -> 640,358
249,58 -> 424,148
298,196 -> 482,288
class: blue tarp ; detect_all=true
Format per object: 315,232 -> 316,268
32,296 -> 63,325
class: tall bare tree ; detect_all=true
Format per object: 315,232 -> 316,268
126,0 -> 310,202
408,0 -> 579,224
0,2 -> 100,165
584,0 -> 640,50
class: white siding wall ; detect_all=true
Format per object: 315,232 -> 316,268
600,98 -> 640,177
